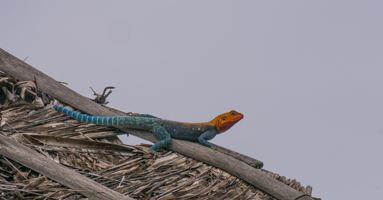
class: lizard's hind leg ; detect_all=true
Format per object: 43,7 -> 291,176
149,124 -> 171,154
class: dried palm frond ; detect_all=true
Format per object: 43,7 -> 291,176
0,71 -> 320,200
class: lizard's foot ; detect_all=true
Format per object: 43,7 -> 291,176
149,147 -> 158,155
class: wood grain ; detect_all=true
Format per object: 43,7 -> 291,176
0,134 -> 133,200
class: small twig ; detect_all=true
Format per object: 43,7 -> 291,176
0,121 -> 19,134
57,81 -> 68,85
0,186 -> 45,197
79,131 -> 94,141
118,176 -> 125,187
2,156 -> 27,180
43,190 -> 61,200
90,86 -> 115,105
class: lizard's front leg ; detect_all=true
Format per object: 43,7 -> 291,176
198,130 -> 217,148
149,124 -> 171,154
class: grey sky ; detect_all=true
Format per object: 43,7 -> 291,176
2,1 -> 383,199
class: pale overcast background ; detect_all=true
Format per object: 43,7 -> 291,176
2,1 -> 383,199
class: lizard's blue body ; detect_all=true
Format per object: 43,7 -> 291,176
54,105 -> 243,153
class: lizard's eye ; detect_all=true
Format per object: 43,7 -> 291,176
231,112 -> 235,116
222,117 -> 226,121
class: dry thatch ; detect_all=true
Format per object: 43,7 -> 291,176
0,51 -> 320,200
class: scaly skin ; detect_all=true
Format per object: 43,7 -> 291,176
54,105 -> 244,153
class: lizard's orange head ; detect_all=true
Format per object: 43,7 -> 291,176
212,110 -> 244,134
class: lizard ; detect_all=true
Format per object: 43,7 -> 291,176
53,105 -> 244,154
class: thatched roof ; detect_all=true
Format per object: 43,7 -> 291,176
0,48 -> 320,200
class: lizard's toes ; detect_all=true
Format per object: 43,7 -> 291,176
149,148 -> 158,155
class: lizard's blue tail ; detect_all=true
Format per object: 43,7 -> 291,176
54,105 -> 119,126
